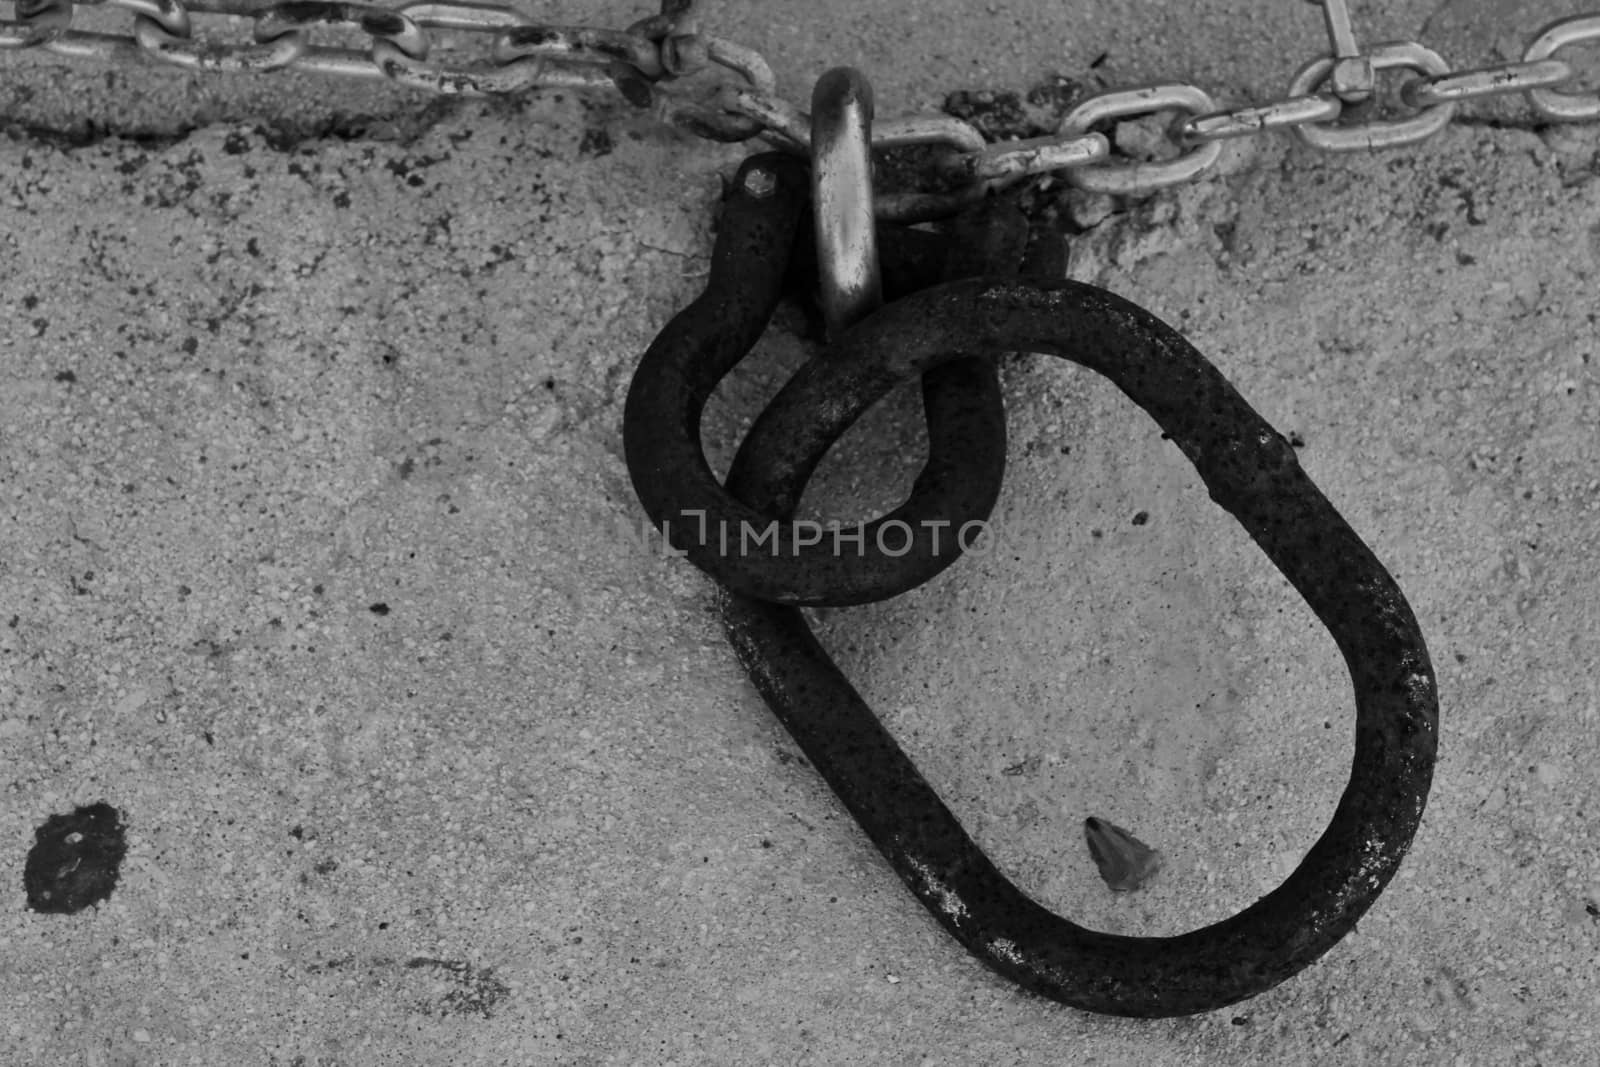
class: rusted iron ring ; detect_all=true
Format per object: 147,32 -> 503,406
716,189 -> 1438,1016
623,154 -> 1008,607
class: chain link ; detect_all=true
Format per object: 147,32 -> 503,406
1287,41 -> 1456,152
3,0 -> 1599,214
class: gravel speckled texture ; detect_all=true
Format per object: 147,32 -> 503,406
3,0 -> 1600,1062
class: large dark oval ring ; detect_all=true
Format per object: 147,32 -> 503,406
623,154 -> 1008,607
721,271 -> 1440,1016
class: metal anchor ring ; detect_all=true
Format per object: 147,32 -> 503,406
623,153 -> 1010,607
718,211 -> 1439,1014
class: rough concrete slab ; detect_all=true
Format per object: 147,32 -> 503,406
2,0 -> 1599,1064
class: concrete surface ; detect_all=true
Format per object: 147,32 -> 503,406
2,0 -> 1599,1064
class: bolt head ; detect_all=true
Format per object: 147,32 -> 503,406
741,166 -> 777,198
1330,56 -> 1376,103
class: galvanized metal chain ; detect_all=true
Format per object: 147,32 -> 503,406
3,0 -> 1599,216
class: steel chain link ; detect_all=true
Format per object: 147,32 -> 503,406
2,0 -> 1599,213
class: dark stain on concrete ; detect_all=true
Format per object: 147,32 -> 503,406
23,801 -> 128,914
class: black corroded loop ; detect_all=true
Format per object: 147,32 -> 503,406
721,277 -> 1438,1016
623,153 -> 1009,607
